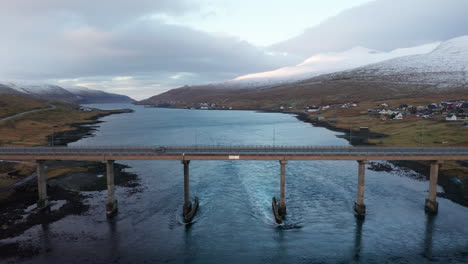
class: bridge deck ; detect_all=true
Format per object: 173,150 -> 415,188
0,146 -> 467,161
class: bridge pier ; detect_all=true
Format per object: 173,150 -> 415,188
36,160 -> 49,210
183,160 -> 191,215
182,160 -> 199,222
106,160 -> 118,216
425,161 -> 441,214
354,160 -> 367,218
272,160 -> 288,223
279,160 -> 287,216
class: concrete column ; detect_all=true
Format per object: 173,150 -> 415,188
279,160 -> 288,216
425,161 -> 441,214
182,160 -> 191,215
354,160 -> 367,217
106,160 -> 118,216
36,160 -> 49,209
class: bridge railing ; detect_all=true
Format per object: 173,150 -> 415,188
1,145 -> 468,155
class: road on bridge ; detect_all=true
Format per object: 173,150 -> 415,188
0,146 -> 467,161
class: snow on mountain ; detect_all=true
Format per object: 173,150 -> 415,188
0,82 -> 134,103
2,81 -> 73,96
353,35 -> 468,74
0,81 -> 79,102
337,35 -> 468,88
223,42 -> 440,87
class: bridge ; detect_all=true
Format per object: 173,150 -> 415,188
1,146 -> 467,223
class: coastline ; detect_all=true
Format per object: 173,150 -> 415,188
292,111 -> 467,207
47,110 -> 131,146
0,108 -> 139,242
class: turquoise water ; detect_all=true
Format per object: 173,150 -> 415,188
3,104 -> 468,263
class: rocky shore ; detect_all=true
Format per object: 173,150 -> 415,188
294,112 -> 467,207
0,109 -> 139,241
47,110 -> 131,146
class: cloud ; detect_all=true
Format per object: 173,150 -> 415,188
0,0 -> 292,98
0,0 -> 466,99
271,0 -> 468,56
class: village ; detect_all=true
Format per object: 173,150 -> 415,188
303,100 -> 468,122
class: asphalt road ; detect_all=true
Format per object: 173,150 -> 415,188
0,104 -> 56,123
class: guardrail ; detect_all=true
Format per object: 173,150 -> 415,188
0,146 -> 467,155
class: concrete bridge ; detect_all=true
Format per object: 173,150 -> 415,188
1,146 -> 467,222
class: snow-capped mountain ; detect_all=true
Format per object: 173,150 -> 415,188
322,35 -> 468,89
141,35 -> 468,107
221,42 -> 440,88
0,81 -> 134,104
1,81 -> 79,102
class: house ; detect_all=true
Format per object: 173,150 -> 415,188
379,109 -> 397,116
416,106 -> 425,111
428,103 -> 438,110
378,109 -> 389,115
393,113 -> 404,120
306,105 -> 320,112
79,106 -> 92,112
446,114 -> 457,121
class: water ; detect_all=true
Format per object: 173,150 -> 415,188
2,104 -> 467,263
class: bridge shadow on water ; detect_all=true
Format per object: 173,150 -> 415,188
351,214 -> 438,263
422,214 -> 436,261
107,217 -> 120,262
353,218 -> 364,262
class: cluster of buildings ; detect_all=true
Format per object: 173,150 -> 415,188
78,106 -> 93,112
367,101 -> 468,121
195,103 -> 232,110
305,103 -> 357,112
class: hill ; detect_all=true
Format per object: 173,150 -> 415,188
139,36 -> 468,109
0,82 -> 134,104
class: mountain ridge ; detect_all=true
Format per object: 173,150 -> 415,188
0,82 -> 134,104
139,35 -> 468,109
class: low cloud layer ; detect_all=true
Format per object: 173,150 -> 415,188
271,0 -> 468,56
0,0 -> 292,99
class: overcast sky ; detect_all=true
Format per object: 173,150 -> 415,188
0,0 -> 467,99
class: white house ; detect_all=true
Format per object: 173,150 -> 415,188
306,106 -> 320,112
79,106 -> 92,112
446,114 -> 457,121
393,113 -> 404,120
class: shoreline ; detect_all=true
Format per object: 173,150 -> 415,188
291,111 -> 467,207
47,110 -> 131,146
0,108 -> 139,241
